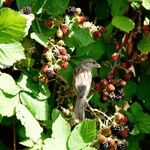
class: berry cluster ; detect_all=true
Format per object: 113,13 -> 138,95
39,39 -> 70,83
97,113 -> 134,150
65,6 -> 106,40
95,77 -> 126,101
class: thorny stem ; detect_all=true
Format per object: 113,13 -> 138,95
86,102 -> 105,127
86,95 -> 113,127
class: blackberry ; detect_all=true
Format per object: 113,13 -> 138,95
115,94 -> 122,100
65,6 -> 76,15
110,124 -> 121,136
117,142 -> 126,150
100,140 -> 109,150
21,6 -> 32,14
125,121 -> 134,131
109,92 -> 116,100
115,84 -> 124,95
46,70 -> 54,79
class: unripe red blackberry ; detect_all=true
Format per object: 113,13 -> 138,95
119,79 -> 126,87
102,95 -> 108,101
92,31 -> 101,39
124,72 -> 132,80
143,25 -> 149,32
119,129 -> 129,138
60,25 -> 69,35
95,83 -> 101,91
61,61 -> 69,69
74,16 -> 86,24
59,47 -> 67,55
120,62 -> 128,69
102,79 -> 109,86
102,90 -> 109,97
115,43 -> 122,50
108,84 -> 115,91
44,20 -> 53,28
112,53 -> 120,61
97,134 -> 107,143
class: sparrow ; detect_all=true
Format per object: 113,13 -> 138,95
72,58 -> 101,121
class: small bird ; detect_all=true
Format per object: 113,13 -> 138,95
72,58 -> 101,121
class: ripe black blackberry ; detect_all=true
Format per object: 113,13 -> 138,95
108,92 -> 116,100
117,142 -> 126,150
110,124 -> 121,136
22,6 -> 32,14
125,121 -> 134,131
115,94 -> 122,100
65,6 -> 76,15
46,70 -> 54,79
115,84 -> 124,95
100,140 -> 109,150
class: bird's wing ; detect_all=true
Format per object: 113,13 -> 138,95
74,67 -> 92,98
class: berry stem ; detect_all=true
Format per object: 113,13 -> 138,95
35,18 -> 42,34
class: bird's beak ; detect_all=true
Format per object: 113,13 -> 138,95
96,63 -> 101,68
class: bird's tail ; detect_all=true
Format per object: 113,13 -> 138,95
72,97 -> 86,121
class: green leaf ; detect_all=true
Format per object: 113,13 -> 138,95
76,38 -> 105,59
112,16 -> 135,32
130,102 -> 143,114
0,73 -> 20,95
68,119 -> 96,150
30,32 -> 48,47
16,104 -> 43,142
129,102 -> 150,134
110,0 -> 128,16
0,0 -> 5,7
137,76 -> 150,102
19,139 -> 34,148
0,90 -> 20,117
44,0 -> 69,16
43,113 -> 71,150
0,8 -> 26,43
59,64 -> 73,82
137,35 -> 150,52
124,81 -> 137,100
17,72 -> 50,100
0,42 -> 25,69
94,0 -> 110,20
127,134 -> 144,150
68,25 -> 95,47
16,0 -> 44,13
20,92 -> 50,121
137,76 -> 150,109
142,0 -> 150,10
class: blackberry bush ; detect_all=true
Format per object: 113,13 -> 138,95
0,0 -> 150,150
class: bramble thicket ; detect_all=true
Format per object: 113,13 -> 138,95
0,0 -> 150,150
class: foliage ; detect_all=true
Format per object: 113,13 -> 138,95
0,0 -> 150,149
